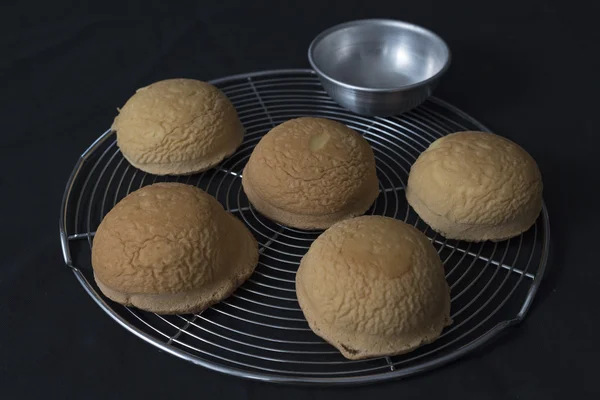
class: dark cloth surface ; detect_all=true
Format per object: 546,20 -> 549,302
1,0 -> 598,398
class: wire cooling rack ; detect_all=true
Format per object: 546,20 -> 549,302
59,69 -> 550,384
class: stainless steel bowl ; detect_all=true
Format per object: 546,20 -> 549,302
308,19 -> 450,116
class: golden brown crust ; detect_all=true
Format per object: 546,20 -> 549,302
242,117 -> 379,229
406,131 -> 543,241
91,183 -> 258,314
113,79 -> 243,175
242,170 -> 377,230
296,216 -> 451,360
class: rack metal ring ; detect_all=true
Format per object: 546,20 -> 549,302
59,69 -> 550,385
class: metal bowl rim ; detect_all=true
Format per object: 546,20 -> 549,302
308,19 -> 451,93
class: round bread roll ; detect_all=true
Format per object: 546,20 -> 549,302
406,131 -> 543,242
296,216 -> 451,360
113,79 -> 243,175
91,183 -> 258,314
242,117 -> 379,229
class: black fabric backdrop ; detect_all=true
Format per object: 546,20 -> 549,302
1,0 -> 598,398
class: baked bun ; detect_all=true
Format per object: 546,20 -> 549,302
296,216 -> 451,360
113,79 -> 243,175
242,117 -> 379,229
91,183 -> 258,314
406,131 -> 543,242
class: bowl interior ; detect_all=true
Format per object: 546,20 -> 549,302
310,20 -> 449,90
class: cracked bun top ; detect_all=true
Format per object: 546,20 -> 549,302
242,117 -> 379,229
296,216 -> 451,360
406,131 -> 543,241
91,183 -> 258,314
113,79 -> 243,175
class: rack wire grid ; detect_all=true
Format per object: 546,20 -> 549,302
59,69 -> 550,385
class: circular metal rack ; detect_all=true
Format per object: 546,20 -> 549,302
59,69 -> 550,385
